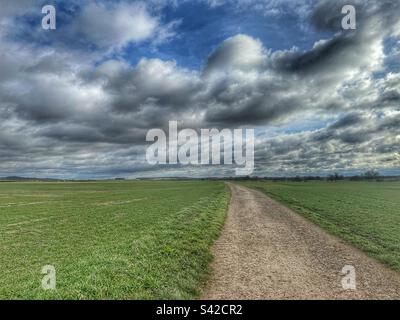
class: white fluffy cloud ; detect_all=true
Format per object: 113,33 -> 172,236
205,35 -> 266,74
73,2 -> 159,48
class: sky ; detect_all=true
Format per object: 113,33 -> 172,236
0,0 -> 399,179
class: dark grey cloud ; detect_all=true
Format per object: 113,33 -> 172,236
329,113 -> 365,130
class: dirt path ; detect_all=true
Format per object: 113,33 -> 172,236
201,183 -> 400,300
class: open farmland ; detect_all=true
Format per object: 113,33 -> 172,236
241,181 -> 400,272
0,181 -> 229,299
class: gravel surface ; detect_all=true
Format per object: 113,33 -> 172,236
201,183 -> 400,300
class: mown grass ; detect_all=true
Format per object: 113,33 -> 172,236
0,181 -> 229,299
241,181 -> 400,272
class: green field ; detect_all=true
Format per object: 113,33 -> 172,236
0,181 -> 229,299
3,179 -> 400,299
241,181 -> 400,271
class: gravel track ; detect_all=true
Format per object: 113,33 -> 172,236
201,183 -> 400,300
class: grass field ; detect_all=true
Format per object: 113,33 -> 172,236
0,181 -> 229,299
241,181 -> 400,271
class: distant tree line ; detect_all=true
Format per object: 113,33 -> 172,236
327,172 -> 345,182
224,170 -> 386,182
348,170 -> 382,181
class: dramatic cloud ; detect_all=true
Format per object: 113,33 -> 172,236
0,0 -> 399,178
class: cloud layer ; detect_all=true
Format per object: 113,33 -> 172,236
0,0 -> 399,178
